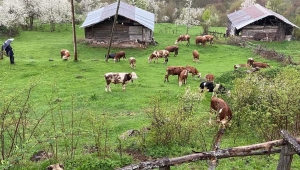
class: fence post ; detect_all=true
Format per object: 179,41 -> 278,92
276,144 -> 293,170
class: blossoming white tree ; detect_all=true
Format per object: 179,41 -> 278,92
175,0 -> 203,34
0,0 -> 26,34
23,0 -> 41,30
240,0 -> 256,9
79,0 -> 108,15
39,0 -> 72,32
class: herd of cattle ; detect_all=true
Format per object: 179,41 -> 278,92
60,34 -> 270,128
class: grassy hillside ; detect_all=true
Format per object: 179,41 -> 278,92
0,23 -> 299,169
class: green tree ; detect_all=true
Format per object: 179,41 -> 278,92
201,9 -> 211,34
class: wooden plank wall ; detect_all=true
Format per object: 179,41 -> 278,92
241,25 -> 280,41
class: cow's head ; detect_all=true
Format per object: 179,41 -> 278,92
46,163 -> 64,170
130,72 -> 138,82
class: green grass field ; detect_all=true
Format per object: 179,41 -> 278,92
0,23 -> 299,169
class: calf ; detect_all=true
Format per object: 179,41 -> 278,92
46,163 -> 64,170
60,49 -> 70,60
105,53 -> 116,59
148,50 -> 169,64
104,72 -> 138,92
246,67 -> 260,74
199,81 -> 227,96
165,45 -> 179,56
205,74 -> 215,82
128,57 -> 136,69
234,63 -> 250,70
210,96 -> 232,127
164,66 -> 185,82
185,65 -> 201,79
136,39 -> 147,48
175,34 -> 190,46
179,69 -> 189,86
192,50 -> 199,63
203,35 -> 214,45
195,36 -> 207,46
114,51 -> 126,63
247,58 -> 270,68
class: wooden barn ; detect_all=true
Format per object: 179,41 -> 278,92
80,1 -> 155,48
227,4 -> 299,41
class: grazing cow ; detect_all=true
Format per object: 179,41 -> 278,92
114,51 -> 126,63
46,163 -> 64,170
136,39 -> 147,48
210,96 -> 233,127
129,57 -> 136,69
164,66 -> 185,82
205,74 -> 215,82
148,50 -> 169,64
192,50 -> 199,63
179,69 -> 189,86
185,65 -> 201,79
104,72 -> 138,92
195,36 -> 207,46
105,53 -> 116,59
60,49 -> 70,60
175,34 -> 190,46
199,81 -> 227,96
203,35 -> 214,45
247,58 -> 270,68
234,63 -> 250,70
165,45 -> 179,56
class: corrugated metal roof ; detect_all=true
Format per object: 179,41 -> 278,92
227,4 -> 299,30
80,1 -> 155,31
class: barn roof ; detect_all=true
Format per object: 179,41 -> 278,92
227,4 -> 299,30
80,1 -> 155,31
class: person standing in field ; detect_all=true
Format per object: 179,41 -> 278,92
1,44 -> 15,64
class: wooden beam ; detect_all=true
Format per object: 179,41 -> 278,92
117,138 -> 300,170
280,130 -> 300,156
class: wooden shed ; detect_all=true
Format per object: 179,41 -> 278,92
227,4 -> 299,41
80,1 -> 155,48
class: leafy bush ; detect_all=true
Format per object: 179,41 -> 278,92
230,67 -> 300,140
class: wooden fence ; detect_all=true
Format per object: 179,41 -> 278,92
117,130 -> 300,170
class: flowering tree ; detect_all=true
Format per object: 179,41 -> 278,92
175,0 -> 203,34
0,0 -> 26,34
240,0 -> 256,9
39,0 -> 71,32
23,0 -> 41,30
79,0 -> 107,16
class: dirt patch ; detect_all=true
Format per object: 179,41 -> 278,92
125,149 -> 150,162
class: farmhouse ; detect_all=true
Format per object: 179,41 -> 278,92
227,4 -> 299,41
80,1 -> 155,48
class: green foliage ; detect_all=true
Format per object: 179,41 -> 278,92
230,67 -> 300,140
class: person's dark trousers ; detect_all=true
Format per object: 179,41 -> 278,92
9,50 -> 14,64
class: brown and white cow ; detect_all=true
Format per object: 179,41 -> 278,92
179,69 -> 189,86
210,96 -> 232,127
192,50 -> 199,63
128,57 -> 136,69
205,74 -> 215,82
165,45 -> 179,56
185,65 -> 201,80
195,36 -> 207,46
164,66 -> 185,82
46,163 -> 64,170
203,35 -> 214,45
247,58 -> 270,68
148,50 -> 169,64
60,49 -> 70,60
114,51 -> 126,63
234,63 -> 250,70
104,72 -> 138,92
175,34 -> 190,46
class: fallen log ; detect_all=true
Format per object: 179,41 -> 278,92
117,138 -> 300,170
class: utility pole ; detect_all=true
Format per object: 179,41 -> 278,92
71,0 -> 78,61
106,0 -> 121,62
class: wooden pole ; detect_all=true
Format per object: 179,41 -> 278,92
106,0 -> 121,62
70,0 -> 78,61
